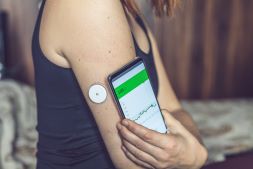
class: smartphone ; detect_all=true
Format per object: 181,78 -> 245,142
108,57 -> 167,133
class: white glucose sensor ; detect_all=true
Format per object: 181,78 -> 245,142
88,84 -> 107,104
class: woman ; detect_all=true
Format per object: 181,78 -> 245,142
32,0 -> 207,168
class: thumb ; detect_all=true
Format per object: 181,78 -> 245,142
161,109 -> 184,134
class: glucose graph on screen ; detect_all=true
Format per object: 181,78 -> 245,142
114,68 -> 161,123
132,103 -> 157,121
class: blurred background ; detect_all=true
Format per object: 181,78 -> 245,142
0,0 -> 252,169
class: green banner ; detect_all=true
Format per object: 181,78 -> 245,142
115,69 -> 148,99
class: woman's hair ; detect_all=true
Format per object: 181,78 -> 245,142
122,0 -> 180,17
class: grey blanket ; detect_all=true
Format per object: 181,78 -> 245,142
0,80 -> 37,169
183,99 -> 253,163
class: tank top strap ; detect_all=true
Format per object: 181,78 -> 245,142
131,14 -> 152,55
36,0 -> 46,31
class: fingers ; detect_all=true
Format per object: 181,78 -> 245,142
122,139 -> 158,168
161,109 -> 184,134
122,146 -> 155,169
119,119 -> 170,149
117,122 -> 168,160
117,120 -> 184,169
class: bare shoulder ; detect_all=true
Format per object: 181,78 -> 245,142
40,0 -> 135,67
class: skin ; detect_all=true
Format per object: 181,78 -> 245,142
39,0 -> 207,168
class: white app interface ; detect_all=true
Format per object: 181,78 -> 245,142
112,62 -> 167,133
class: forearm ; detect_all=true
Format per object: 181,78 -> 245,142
168,108 -> 208,168
168,108 -> 203,145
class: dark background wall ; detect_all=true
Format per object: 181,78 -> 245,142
0,0 -> 253,100
0,0 -> 38,85
152,0 -> 253,99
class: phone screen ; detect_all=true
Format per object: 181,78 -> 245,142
110,60 -> 167,133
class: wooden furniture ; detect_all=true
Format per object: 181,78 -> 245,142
152,0 -> 253,99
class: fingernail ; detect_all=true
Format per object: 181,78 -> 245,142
122,120 -> 128,126
117,123 -> 122,130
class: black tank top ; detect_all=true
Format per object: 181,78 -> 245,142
32,1 -> 159,168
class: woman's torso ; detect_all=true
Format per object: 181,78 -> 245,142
32,1 -> 159,168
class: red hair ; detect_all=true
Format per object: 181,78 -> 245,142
122,0 -> 180,17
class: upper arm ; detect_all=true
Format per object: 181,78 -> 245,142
42,0 -> 143,168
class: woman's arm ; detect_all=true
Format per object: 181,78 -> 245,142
115,17 -> 207,169
40,0 -> 146,168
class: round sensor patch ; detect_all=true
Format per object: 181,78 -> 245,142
88,84 -> 107,104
